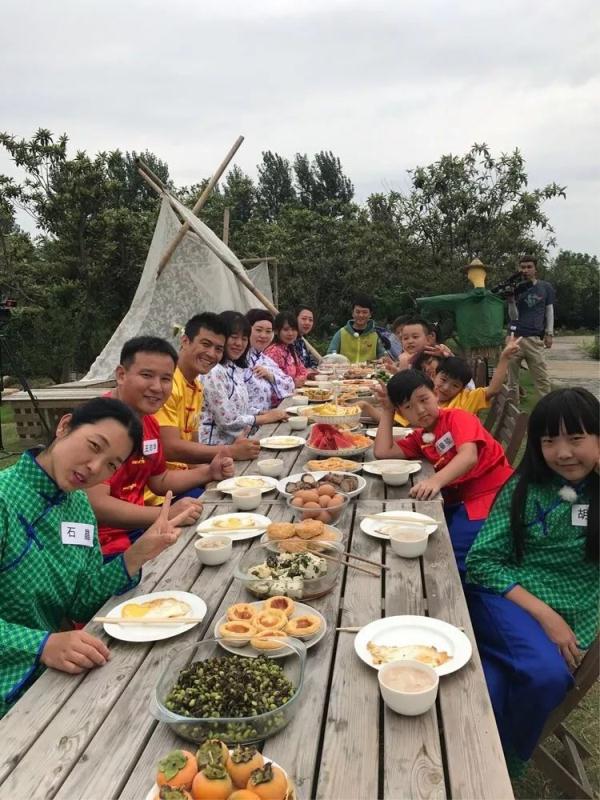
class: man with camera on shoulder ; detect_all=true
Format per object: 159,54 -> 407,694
503,255 -> 555,401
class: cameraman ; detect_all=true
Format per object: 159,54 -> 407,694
506,255 -> 555,400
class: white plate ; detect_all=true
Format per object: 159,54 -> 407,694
276,471 -> 367,499
354,614 -> 472,676
365,427 -> 414,439
305,443 -> 371,457
196,512 -> 271,541
260,435 -> 306,450
362,459 -> 422,477
216,475 -> 278,494
360,510 -> 438,540
214,601 -> 327,657
145,758 -> 288,800
103,590 -> 206,643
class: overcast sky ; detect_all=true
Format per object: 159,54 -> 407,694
1,0 -> 599,255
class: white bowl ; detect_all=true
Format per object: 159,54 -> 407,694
382,471 -> 410,486
378,659 -> 439,715
194,537 -> 232,565
257,458 -> 285,478
314,374 -> 331,383
289,416 -> 309,430
388,527 -> 429,558
231,488 -> 262,510
290,395 -> 309,406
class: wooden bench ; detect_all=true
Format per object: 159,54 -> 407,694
533,634 -> 600,799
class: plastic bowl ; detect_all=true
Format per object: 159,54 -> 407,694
235,541 -> 344,600
286,492 -> 350,525
153,637 -> 305,744
256,458 -> 285,478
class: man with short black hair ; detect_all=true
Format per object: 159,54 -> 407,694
294,305 -> 319,368
506,255 -> 555,399
327,294 -> 385,361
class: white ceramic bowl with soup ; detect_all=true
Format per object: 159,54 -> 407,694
378,659 -> 439,715
231,487 -> 262,511
387,526 -> 429,558
257,458 -> 285,478
194,537 -> 232,565
290,394 -> 309,406
289,416 -> 309,431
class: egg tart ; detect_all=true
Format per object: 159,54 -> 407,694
218,620 -> 257,646
254,609 -> 287,632
227,603 -> 257,623
250,630 -> 288,651
285,614 -> 321,638
263,596 -> 295,617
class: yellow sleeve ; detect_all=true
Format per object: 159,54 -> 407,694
461,387 -> 490,413
154,383 -> 181,428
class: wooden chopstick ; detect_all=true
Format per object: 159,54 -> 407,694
336,626 -> 361,632
359,514 -> 433,525
93,616 -> 203,624
305,547 -> 379,577
274,538 -> 388,570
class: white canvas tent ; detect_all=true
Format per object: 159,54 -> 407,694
82,197 -> 273,383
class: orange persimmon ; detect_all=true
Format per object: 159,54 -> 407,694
192,764 -> 233,800
157,750 -> 198,790
246,763 -> 288,800
226,745 -> 264,789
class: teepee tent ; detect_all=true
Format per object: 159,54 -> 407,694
82,196 -> 273,383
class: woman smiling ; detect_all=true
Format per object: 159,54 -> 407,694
246,308 -> 294,410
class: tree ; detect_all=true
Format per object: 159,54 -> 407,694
293,151 -> 355,214
547,250 -> 599,330
256,151 -> 296,221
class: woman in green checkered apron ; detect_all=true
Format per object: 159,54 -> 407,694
466,388 -> 599,772
0,398 -> 188,717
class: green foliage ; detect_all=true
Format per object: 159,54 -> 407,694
547,250 -> 599,331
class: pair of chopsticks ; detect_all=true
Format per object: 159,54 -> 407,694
360,513 -> 435,526
288,540 -> 384,577
93,616 -> 202,625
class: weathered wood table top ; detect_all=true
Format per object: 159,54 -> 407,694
0,418 -> 513,800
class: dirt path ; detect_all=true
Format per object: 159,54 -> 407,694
546,335 -> 599,398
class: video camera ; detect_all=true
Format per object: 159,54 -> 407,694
490,272 -> 533,299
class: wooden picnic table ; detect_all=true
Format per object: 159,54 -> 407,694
0,416 -> 514,800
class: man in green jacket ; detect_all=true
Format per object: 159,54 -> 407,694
327,294 -> 386,362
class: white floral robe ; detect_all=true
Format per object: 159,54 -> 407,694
200,361 -> 259,445
246,347 -> 294,411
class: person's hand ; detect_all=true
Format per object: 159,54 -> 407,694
228,435 -> 260,461
409,476 -> 442,500
169,496 -> 203,524
383,355 -> 400,374
373,382 -> 394,413
209,449 -> 235,480
544,334 -> 553,349
263,408 -> 289,424
423,343 -> 453,358
536,606 -> 582,670
500,335 -> 523,360
125,491 -> 190,572
253,365 -> 273,382
294,376 -> 306,387
41,630 -> 110,674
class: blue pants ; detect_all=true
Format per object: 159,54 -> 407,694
444,503 -> 485,577
466,585 -> 573,763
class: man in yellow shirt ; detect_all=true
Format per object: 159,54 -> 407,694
146,313 -> 260,504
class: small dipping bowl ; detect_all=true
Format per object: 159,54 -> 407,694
231,487 -> 262,511
194,536 -> 232,565
257,458 -> 285,478
290,395 -> 309,406
378,659 -> 439,716
289,416 -> 309,431
387,526 -> 429,558
380,467 -> 412,486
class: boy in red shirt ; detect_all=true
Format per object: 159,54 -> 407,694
87,336 -> 234,560
374,369 -> 513,574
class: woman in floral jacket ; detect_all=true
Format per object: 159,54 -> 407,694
246,309 -> 295,409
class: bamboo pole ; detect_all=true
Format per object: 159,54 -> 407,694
273,257 -> 279,308
156,135 -> 244,276
222,207 -> 230,246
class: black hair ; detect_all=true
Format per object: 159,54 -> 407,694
509,388 -> 598,563
391,315 -> 411,333
296,304 -> 314,316
436,356 -> 473,388
62,397 -> 143,458
219,310 -> 250,367
387,369 -> 434,406
413,351 -> 442,374
400,316 -> 434,336
519,254 -> 537,267
120,336 -> 178,369
184,312 -> 227,341
352,293 -> 374,312
273,311 -> 299,336
246,308 -> 274,327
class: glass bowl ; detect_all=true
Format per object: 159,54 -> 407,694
286,491 -> 350,525
152,637 -> 305,744
235,541 -> 344,600
259,525 -> 344,548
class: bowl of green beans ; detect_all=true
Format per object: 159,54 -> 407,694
152,637 -> 306,744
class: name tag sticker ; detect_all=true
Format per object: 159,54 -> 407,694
143,438 -> 159,456
435,432 -> 455,455
61,522 -> 94,547
571,504 -> 589,527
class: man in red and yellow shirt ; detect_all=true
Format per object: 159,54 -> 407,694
374,369 -> 513,575
87,336 -> 234,559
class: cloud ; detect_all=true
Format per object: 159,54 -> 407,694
1,0 -> 598,253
